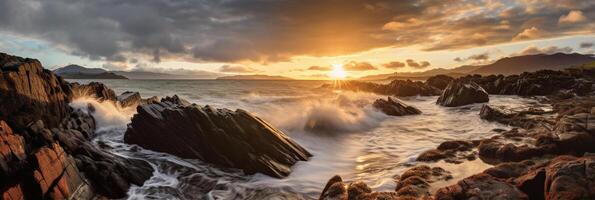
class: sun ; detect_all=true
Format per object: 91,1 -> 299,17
329,64 -> 347,79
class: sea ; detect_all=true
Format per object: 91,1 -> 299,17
66,79 -> 551,200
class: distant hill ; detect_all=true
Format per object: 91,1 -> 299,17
54,64 -> 222,79
216,74 -> 294,80
470,53 -> 595,75
360,53 -> 595,81
54,65 -> 128,79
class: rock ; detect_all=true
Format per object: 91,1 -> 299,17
434,173 -> 529,200
71,82 -> 116,102
395,165 -> 452,198
373,97 -> 421,116
32,143 -> 90,199
384,79 -> 441,96
142,96 -> 160,105
117,91 -> 141,108
417,140 -> 477,163
544,155 -> 595,199
0,121 -> 26,177
125,96 -> 311,178
0,53 -> 72,128
319,175 -> 346,200
437,79 -> 489,107
319,175 -> 400,200
479,105 -> 547,129
426,75 -> 454,90
323,80 -> 440,97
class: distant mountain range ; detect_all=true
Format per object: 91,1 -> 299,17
360,53 -> 595,81
216,74 -> 294,80
53,65 -> 221,79
54,65 -> 128,79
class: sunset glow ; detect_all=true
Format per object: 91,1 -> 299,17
329,64 -> 347,79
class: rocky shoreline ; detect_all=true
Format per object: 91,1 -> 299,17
1,51 -> 594,199
318,68 -> 595,199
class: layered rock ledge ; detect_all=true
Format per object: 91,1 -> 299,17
124,95 -> 311,178
373,97 -> 422,116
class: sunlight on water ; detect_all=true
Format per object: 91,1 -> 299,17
69,79 -> 550,199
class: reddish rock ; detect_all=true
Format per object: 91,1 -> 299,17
2,184 -> 24,200
396,165 -> 452,199
373,97 -> 421,116
434,173 -> 529,200
0,53 -> 72,128
544,155 -> 595,200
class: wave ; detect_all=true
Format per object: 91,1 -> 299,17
69,97 -> 136,132
256,91 -> 388,134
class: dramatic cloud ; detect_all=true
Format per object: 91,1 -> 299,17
406,59 -> 430,69
580,42 -> 594,48
0,0 -> 593,64
514,45 -> 574,56
343,61 -> 377,71
219,65 -> 258,73
382,61 -> 406,69
559,10 -> 588,24
307,66 -> 332,71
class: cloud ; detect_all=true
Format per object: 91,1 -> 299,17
559,10 -> 587,24
454,52 -> 490,62
307,65 -> 332,71
0,0 -> 593,64
219,65 -> 258,73
514,45 -> 574,56
102,62 -> 129,71
343,61 -> 377,71
513,27 -> 543,41
382,61 -> 406,69
405,59 -> 431,69
580,42 -> 594,48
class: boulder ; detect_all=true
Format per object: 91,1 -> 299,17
437,79 -> 489,107
426,75 -> 454,90
71,82 -> 116,102
117,91 -> 142,108
373,97 -> 421,116
319,175 -> 400,200
124,95 -> 311,178
395,165 -> 452,198
0,53 -> 72,128
434,173 -> 529,200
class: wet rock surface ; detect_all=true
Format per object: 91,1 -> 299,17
124,95 -> 311,178
373,97 -> 421,116
117,91 -> 142,108
0,53 -> 152,199
71,81 -> 117,102
436,79 -> 489,107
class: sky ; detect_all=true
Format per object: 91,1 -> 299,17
0,0 -> 594,79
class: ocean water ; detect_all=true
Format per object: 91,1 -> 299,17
67,79 -> 550,200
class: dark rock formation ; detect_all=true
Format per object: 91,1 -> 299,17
322,79 -> 441,97
479,105 -> 551,129
437,79 -> 489,107
0,53 -> 152,199
426,74 -> 454,90
417,140 -> 478,164
71,82 -> 116,102
0,53 -> 72,128
125,95 -> 311,178
373,97 -> 421,116
434,173 -> 529,200
117,91 -> 142,108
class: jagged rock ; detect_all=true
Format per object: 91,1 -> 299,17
319,175 -> 400,200
373,97 -> 421,116
0,121 -> 26,177
32,143 -> 87,199
117,91 -> 141,108
434,173 -> 529,200
437,79 -> 489,107
71,82 -> 116,102
124,95 -> 311,178
141,96 -> 160,105
0,53 -> 72,128
426,75 -> 454,90
479,105 -> 550,129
